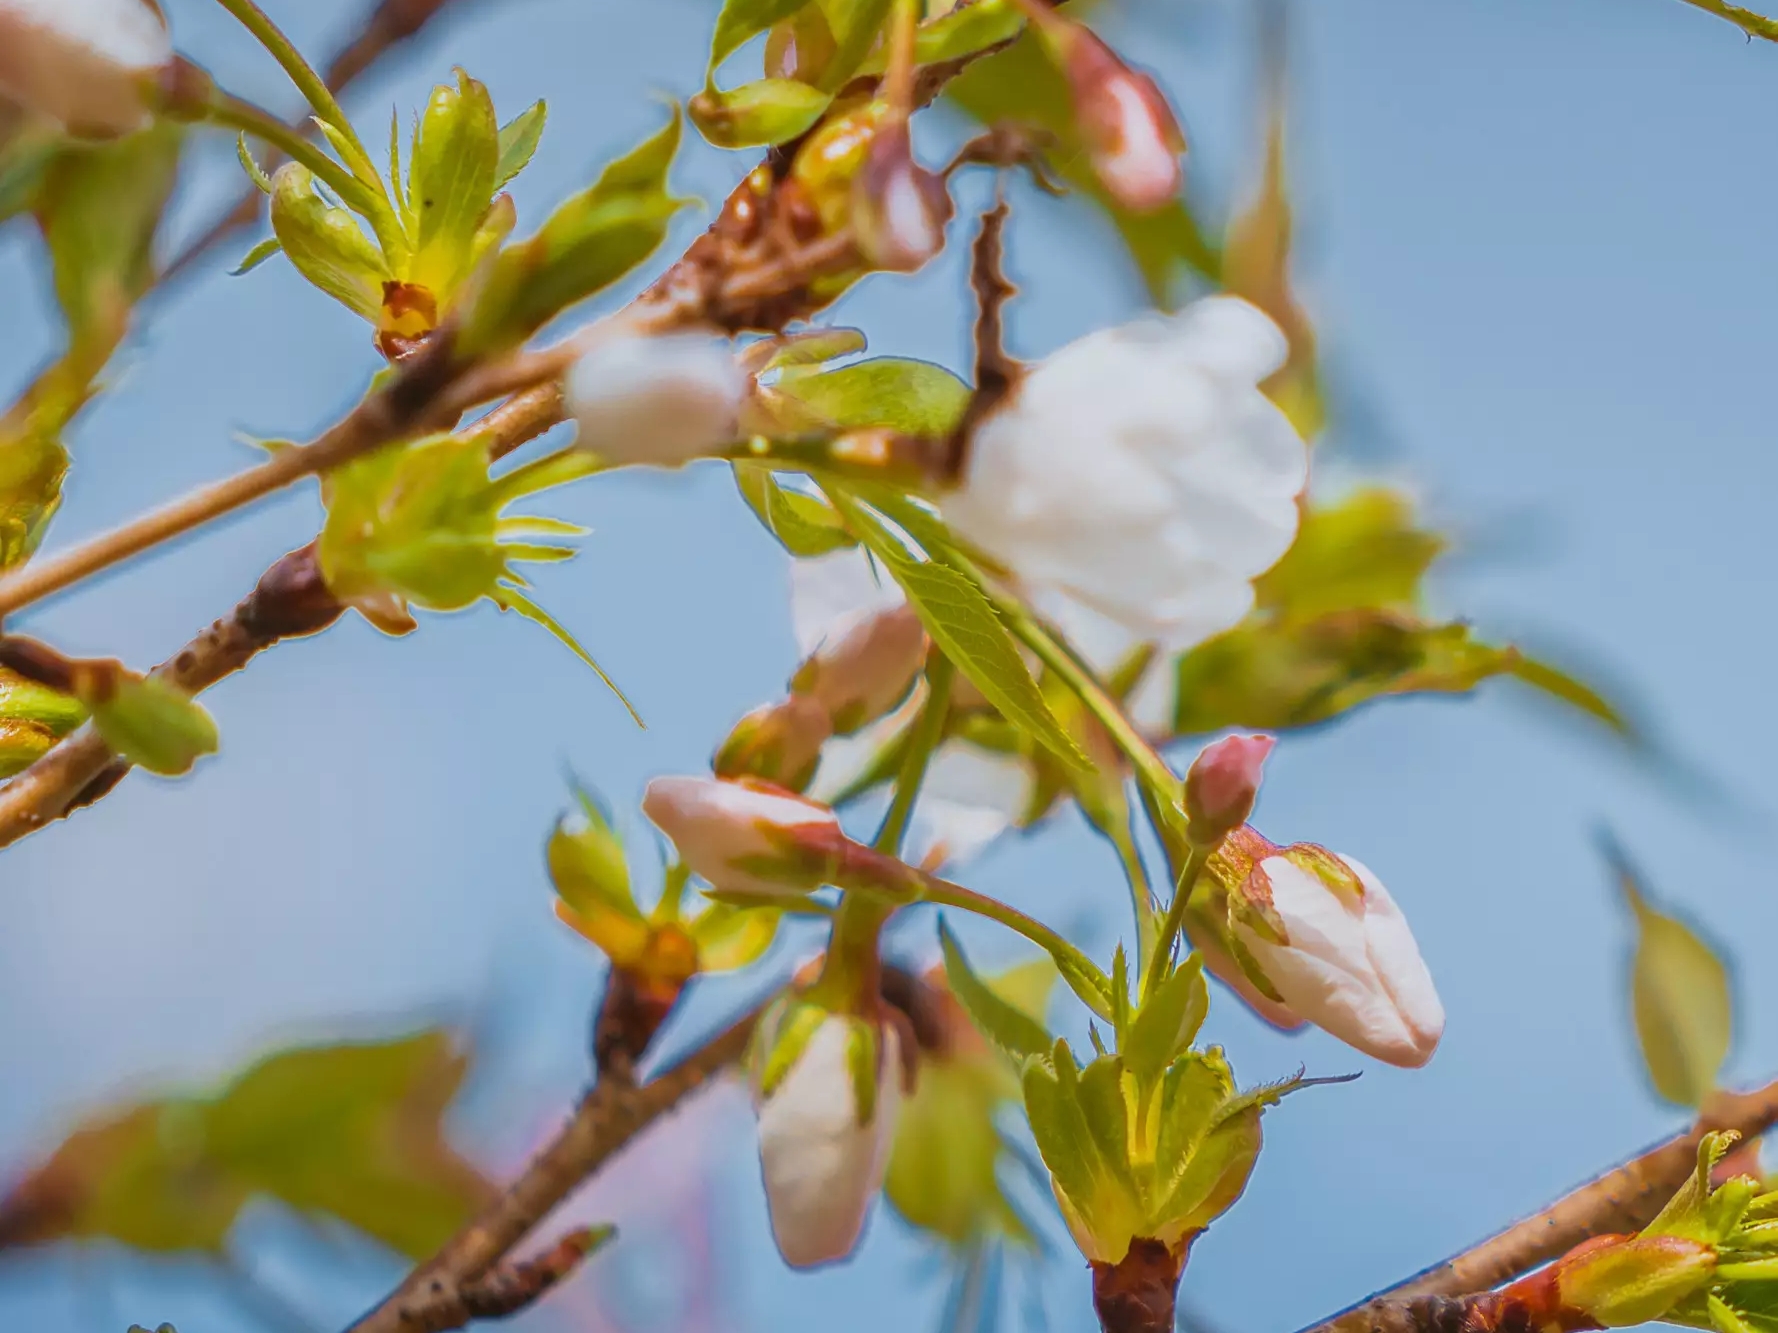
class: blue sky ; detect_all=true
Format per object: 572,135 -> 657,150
2,1 -> 1777,1331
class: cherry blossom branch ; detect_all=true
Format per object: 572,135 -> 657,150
389,1226 -> 608,1333
0,384 -> 565,847
1296,1076 -> 1778,1333
343,1010 -> 759,1333
1676,0 -> 1778,43
162,0 -> 467,284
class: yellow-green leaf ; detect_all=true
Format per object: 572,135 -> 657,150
494,100 -> 547,191
269,162 -> 389,321
1611,841 -> 1733,1108
86,676 -> 218,777
410,69 -> 500,296
780,357 -> 973,436
733,464 -> 856,556
708,0 -> 820,75
689,78 -> 833,150
940,919 -> 1051,1062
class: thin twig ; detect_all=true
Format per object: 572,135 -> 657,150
1296,1078 -> 1778,1333
161,0 -> 467,285
343,1011 -> 758,1333
392,1226 -> 607,1333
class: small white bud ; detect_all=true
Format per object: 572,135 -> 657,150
0,0 -> 172,138
566,331 -> 749,468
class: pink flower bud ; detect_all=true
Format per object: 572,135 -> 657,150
1231,847 -> 1444,1067
851,119 -> 952,273
713,695 -> 834,791
643,776 -> 848,899
791,604 -> 927,735
1182,734 -> 1274,847
0,0 -> 172,137
1064,29 -> 1184,214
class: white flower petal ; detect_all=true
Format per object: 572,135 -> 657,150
789,547 -> 907,659
568,332 -> 748,468
904,743 -> 1033,871
0,0 -> 170,136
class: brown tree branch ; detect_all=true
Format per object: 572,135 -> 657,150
1297,1077 -> 1778,1333
161,0 -> 469,285
392,1226 -> 606,1333
343,1011 -> 759,1333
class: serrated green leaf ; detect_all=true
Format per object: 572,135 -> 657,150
494,100 -> 547,191
1153,1050 -> 1233,1194
463,108 -> 687,355
1123,956 -> 1208,1084
269,162 -> 388,320
733,465 -> 856,556
86,676 -> 219,777
831,492 -> 1089,771
235,134 -> 274,195
781,357 -> 973,436
708,0 -> 819,75
689,78 -> 834,150
409,69 -> 500,296
1611,842 -> 1732,1108
939,920 -> 1051,1062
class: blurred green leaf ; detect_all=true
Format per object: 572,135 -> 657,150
940,920 -> 1052,1062
549,782 -> 638,919
707,0 -> 820,75
780,357 -> 973,435
733,464 -> 857,556
815,0 -> 896,92
494,100 -> 547,191
831,492 -> 1089,770
1254,489 -> 1444,620
85,675 -> 218,777
0,1032 -> 489,1261
690,78 -> 833,150
1610,841 -> 1733,1108
463,108 -> 688,355
946,31 -> 1218,304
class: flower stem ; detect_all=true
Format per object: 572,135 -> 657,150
204,90 -> 378,218
873,652 -> 954,855
1140,841 -> 1210,1004
1102,817 -> 1158,972
210,0 -> 365,153
914,869 -> 1106,996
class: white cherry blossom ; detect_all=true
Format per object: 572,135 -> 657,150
0,0 -> 172,137
567,331 -> 748,467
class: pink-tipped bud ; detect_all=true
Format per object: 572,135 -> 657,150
790,605 -> 927,735
1182,733 -> 1273,848
642,776 -> 848,900
0,0 -> 173,138
714,695 -> 834,791
852,118 -> 952,273
1064,29 -> 1184,214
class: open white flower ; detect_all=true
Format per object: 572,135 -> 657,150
567,331 -> 748,467
755,1011 -> 904,1268
942,296 -> 1307,651
0,0 -> 172,137
1231,848 -> 1444,1068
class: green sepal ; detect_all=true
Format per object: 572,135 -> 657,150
939,919 -> 1051,1062
1123,955 -> 1209,1086
548,782 -> 637,920
269,162 -> 389,320
690,79 -> 834,150
85,676 -> 220,777
231,236 -> 283,276
756,997 -> 831,1101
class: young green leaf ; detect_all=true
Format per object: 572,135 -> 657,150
1123,954 -> 1209,1084
707,0 -> 820,76
548,783 -> 636,918
409,70 -> 500,296
230,235 -> 283,276
816,0 -> 896,92
1609,838 -> 1733,1108
1253,489 -> 1444,620
733,465 -> 856,556
689,78 -> 834,150
830,493 -> 1089,771
86,676 -> 219,777
494,100 -> 547,191
462,108 -> 688,355
269,162 -> 389,320
939,919 -> 1052,1062
780,357 -> 973,436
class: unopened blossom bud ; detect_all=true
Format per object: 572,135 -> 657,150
1230,846 -> 1444,1067
1061,27 -> 1184,214
642,775 -> 848,900
790,604 -> 927,735
0,0 -> 173,138
851,119 -> 951,273
1182,734 -> 1274,849
754,1003 -> 905,1267
1524,1233 -> 1717,1328
566,331 -> 749,468
713,695 -> 834,791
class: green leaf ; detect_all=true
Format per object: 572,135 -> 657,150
494,100 -> 547,191
855,0 -> 1025,75
1253,489 -> 1444,620
1508,654 -> 1632,735
269,162 -> 389,320
86,676 -> 219,777
230,235 -> 283,276
831,492 -> 1089,770
492,585 -> 641,725
1679,0 -> 1778,42
0,666 -> 85,733
780,357 -> 973,436
708,0 -> 820,74
409,69 -> 501,296
0,121 -> 61,223
940,920 -> 1052,1062
1123,955 -> 1209,1084
235,134 -> 274,195
945,31 -> 1217,304
1610,839 -> 1733,1108
549,782 -> 637,918
733,465 -> 856,556
816,0 -> 896,92
462,108 -> 688,356
689,78 -> 834,150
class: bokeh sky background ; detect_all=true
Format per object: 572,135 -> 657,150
3,0 -> 1778,1330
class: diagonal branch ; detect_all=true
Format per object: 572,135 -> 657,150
343,1011 -> 759,1333
392,1226 -> 608,1333
1296,1077 -> 1778,1333
1675,0 -> 1778,43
